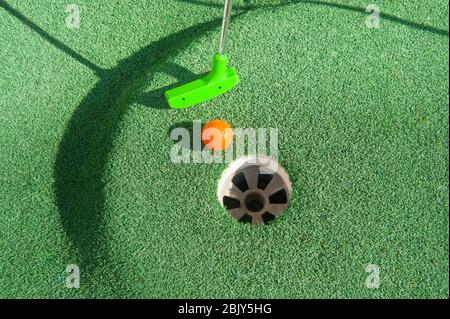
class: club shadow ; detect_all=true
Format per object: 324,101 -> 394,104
53,16 -> 228,294
179,0 -> 449,37
136,65 -> 206,109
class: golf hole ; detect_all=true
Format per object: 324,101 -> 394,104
217,156 -> 292,225
245,193 -> 265,212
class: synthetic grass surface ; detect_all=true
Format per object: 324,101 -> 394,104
0,0 -> 448,298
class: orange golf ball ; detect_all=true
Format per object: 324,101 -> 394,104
201,119 -> 234,151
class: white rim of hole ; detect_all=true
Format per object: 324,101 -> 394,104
217,155 -> 292,225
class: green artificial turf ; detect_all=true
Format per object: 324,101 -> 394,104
0,0 -> 448,298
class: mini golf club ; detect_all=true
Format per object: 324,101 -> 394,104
164,0 -> 239,109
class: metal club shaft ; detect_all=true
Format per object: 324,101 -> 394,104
218,0 -> 233,55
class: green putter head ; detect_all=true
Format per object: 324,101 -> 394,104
165,54 -> 239,109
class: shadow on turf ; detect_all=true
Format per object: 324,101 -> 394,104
3,0 -> 447,296
53,13 -> 248,295
0,1 -> 106,76
179,0 -> 449,37
0,0 -> 203,111
2,0 -> 247,296
136,63 -> 201,109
